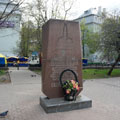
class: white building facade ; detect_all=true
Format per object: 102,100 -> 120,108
74,7 -> 106,62
75,7 -> 105,33
0,0 -> 21,57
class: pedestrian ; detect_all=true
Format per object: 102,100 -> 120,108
13,61 -> 16,67
17,60 -> 19,70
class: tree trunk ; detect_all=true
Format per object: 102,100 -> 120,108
107,54 -> 120,75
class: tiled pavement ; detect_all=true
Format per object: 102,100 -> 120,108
0,67 -> 120,120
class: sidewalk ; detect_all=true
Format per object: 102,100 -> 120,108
0,67 -> 120,120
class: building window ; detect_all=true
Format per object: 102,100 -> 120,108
84,10 -> 88,14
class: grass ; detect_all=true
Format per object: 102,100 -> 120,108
0,70 -> 10,83
32,68 -> 120,80
0,70 -> 6,76
83,69 -> 120,79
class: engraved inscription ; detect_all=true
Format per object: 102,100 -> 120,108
51,82 -> 61,87
50,23 -> 79,88
50,57 -> 79,87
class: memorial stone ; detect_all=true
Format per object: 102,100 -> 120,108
42,19 -> 83,98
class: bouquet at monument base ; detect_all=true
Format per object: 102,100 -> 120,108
63,80 -> 80,101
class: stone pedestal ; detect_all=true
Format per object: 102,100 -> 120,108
40,95 -> 92,113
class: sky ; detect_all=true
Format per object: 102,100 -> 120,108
24,0 -> 120,20
70,0 -> 120,19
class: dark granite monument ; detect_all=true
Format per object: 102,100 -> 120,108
42,19 -> 83,98
40,19 -> 92,113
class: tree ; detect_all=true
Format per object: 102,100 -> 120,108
25,0 -> 75,21
19,21 -> 36,57
60,0 -> 75,20
18,20 -> 42,56
80,20 -> 99,58
22,0 -> 47,53
21,0 -> 76,53
99,11 -> 120,75
0,0 -> 24,25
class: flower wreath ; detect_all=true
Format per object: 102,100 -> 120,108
63,79 -> 80,101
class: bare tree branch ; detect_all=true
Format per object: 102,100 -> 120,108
63,0 -> 74,20
0,0 -> 24,26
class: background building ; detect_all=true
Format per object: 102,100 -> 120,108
74,7 -> 106,62
0,0 -> 21,57
75,7 -> 105,33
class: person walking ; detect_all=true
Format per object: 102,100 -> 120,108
17,60 -> 19,70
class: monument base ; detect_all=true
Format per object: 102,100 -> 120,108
40,95 -> 92,113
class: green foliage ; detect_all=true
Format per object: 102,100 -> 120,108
98,11 -> 120,75
80,20 -> 99,55
20,21 -> 32,56
0,70 -> 5,76
99,12 -> 120,60
85,31 -> 100,54
80,20 -> 87,32
18,21 -> 42,56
